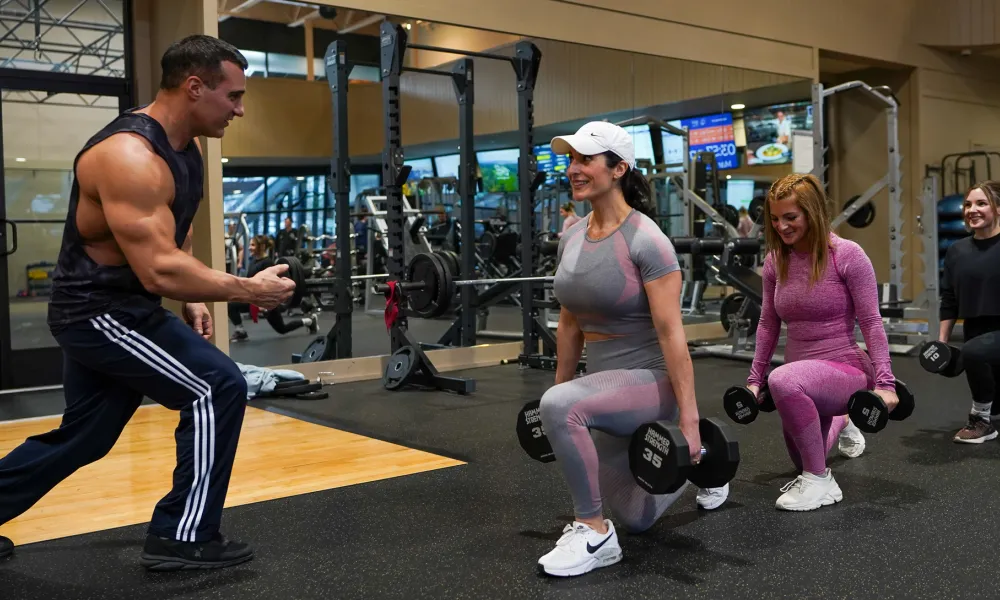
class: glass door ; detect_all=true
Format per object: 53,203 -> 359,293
0,77 -> 131,390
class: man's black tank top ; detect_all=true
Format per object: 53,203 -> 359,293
47,110 -> 203,332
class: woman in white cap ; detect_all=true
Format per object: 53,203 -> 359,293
536,121 -> 725,577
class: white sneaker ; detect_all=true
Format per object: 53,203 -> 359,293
537,520 -> 622,577
838,420 -> 866,458
775,469 -> 843,511
696,484 -> 729,510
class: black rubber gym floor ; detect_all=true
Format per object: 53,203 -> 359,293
2,354 -> 992,599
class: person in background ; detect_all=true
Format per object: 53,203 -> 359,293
354,213 -> 369,262
229,235 -> 318,342
275,217 -> 299,257
775,110 -> 792,146
939,181 -> 1000,443
559,202 -> 581,237
737,206 -> 754,237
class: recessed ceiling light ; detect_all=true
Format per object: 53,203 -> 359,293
221,157 -> 229,163
15,157 -> 25,162
731,103 -> 746,110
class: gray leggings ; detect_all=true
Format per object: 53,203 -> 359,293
539,368 -> 686,533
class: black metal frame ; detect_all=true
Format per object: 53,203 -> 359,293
0,67 -> 132,391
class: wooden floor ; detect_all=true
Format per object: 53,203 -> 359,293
0,405 -> 464,546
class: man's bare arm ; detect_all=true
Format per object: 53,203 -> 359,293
92,136 -> 253,303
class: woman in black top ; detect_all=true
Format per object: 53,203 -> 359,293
229,235 -> 319,342
940,181 -> 1000,443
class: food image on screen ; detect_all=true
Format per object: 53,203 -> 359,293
755,142 -> 789,163
743,101 -> 812,167
477,149 -> 519,193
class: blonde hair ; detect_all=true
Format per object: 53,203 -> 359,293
763,173 -> 832,286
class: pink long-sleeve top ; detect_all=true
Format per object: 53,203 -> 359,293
747,233 -> 895,392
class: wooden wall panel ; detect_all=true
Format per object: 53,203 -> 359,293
917,0 -> 1000,48
313,0 -> 815,79
222,39 -> 802,159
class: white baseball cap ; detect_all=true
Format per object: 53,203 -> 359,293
550,121 -> 636,170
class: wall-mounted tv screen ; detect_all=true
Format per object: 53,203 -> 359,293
725,178 -> 756,210
743,101 -> 813,167
477,149 -> 519,193
535,143 -> 570,184
434,154 -> 461,179
662,113 -> 738,170
404,158 -> 435,182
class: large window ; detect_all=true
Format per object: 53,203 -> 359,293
240,49 -> 380,82
224,171 -> 383,247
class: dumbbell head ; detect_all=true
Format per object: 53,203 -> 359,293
686,418 -> 741,490
724,386 -> 759,424
888,379 -> 915,422
848,390 -> 889,433
516,399 -> 555,463
919,341 -> 964,377
629,418 -> 741,495
629,421 -> 690,495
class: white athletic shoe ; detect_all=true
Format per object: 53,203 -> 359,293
696,484 -> 729,510
838,420 -> 866,458
775,469 -> 843,511
537,520 -> 622,577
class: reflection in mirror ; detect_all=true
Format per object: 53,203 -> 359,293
217,6 -> 810,365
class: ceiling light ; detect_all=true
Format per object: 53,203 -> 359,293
296,176 -> 305,181
731,103 -> 746,110
403,22 -> 411,30
726,175 -> 732,180
233,189 -> 242,194
15,157 -> 26,162
221,157 -> 229,163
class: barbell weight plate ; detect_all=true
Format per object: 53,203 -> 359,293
721,204 -> 740,228
428,252 -> 452,318
406,253 -> 440,318
843,196 -> 876,229
383,346 -> 417,390
276,256 -> 306,310
686,418 -> 741,490
441,250 -> 460,279
299,336 -> 328,363
719,293 -> 745,333
479,231 -> 497,260
516,399 -> 556,463
628,420 -> 690,495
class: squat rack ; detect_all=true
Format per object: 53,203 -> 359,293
812,80 -> 904,298
378,23 -> 547,390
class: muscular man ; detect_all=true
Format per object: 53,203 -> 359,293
0,35 -> 294,570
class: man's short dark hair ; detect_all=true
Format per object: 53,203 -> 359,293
160,35 -> 248,90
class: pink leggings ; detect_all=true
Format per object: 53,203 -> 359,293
767,360 -> 870,475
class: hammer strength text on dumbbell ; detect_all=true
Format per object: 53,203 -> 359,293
643,428 -> 672,456
522,406 -> 545,437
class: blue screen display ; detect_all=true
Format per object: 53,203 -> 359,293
677,113 -> 738,170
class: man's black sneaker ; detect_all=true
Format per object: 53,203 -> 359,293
0,535 -> 12,560
140,533 -> 253,571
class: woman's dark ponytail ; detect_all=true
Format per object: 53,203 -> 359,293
603,151 -> 654,218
